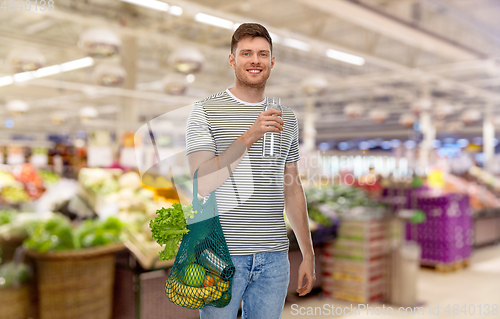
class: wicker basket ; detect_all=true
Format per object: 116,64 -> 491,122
25,243 -> 125,319
0,285 -> 30,319
0,236 -> 26,263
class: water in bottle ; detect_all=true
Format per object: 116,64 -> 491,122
262,97 -> 282,158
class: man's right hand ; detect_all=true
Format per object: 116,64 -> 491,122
239,109 -> 284,148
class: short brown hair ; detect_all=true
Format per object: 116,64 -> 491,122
231,23 -> 273,54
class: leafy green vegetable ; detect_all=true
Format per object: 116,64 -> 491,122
24,215 -> 77,252
0,210 -> 15,226
0,213 -> 50,241
23,215 -> 123,253
149,203 -> 197,261
76,216 -> 123,248
0,262 -> 30,289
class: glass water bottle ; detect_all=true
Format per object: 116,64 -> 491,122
262,97 -> 282,158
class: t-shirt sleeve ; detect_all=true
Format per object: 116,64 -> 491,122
185,103 -> 216,156
285,110 -> 301,164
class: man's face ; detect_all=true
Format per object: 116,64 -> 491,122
229,36 -> 275,89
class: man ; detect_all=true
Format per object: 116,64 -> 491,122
185,23 -> 315,319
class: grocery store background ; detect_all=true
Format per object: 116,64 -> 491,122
1,0 -> 500,318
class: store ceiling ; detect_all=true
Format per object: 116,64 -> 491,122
0,0 -> 500,145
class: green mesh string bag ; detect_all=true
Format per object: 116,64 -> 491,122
164,169 -> 235,309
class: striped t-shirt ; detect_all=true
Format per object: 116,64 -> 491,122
185,89 -> 301,256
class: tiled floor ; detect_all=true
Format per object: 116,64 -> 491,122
281,245 -> 500,319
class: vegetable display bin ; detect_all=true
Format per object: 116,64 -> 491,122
0,284 -> 31,319
26,243 -> 125,319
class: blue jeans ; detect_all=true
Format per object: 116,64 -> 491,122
200,251 -> 290,319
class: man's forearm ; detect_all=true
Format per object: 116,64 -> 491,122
285,188 -> 314,259
195,132 -> 256,196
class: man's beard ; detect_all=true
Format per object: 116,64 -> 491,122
235,69 -> 269,89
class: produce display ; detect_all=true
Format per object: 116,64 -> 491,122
0,262 -> 30,289
305,184 -> 384,225
76,168 -> 188,269
0,210 -> 15,226
0,212 -> 54,241
12,164 -> 45,199
23,214 -> 124,252
0,170 -> 17,188
443,171 -> 500,211
468,166 -> 500,195
38,170 -> 60,185
0,165 -> 60,205
79,168 -> 120,196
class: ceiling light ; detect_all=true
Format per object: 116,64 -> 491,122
78,28 -> 121,57
301,75 -> 328,95
186,74 -> 195,83
432,140 -> 441,148
404,140 -> 416,149
1,58 -> 94,87
381,141 -> 392,149
326,49 -> 365,66
319,142 -> 330,151
0,76 -> 14,87
269,32 -> 281,44
13,71 -> 34,82
79,106 -> 98,120
4,119 -> 14,128
93,63 -> 127,87
338,142 -> 349,151
282,38 -> 310,51
162,73 -> 188,95
344,103 -> 364,119
369,108 -> 389,123
169,47 -> 204,73
457,139 -> 469,148
7,100 -> 29,114
60,57 -> 94,72
7,47 -> 46,72
359,141 -> 370,150
121,0 -> 169,11
194,13 -> 234,29
233,23 -> 241,31
34,65 -> 62,78
391,139 -> 401,148
168,5 -> 183,16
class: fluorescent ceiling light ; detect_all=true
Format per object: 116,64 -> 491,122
326,49 -> 365,66
121,0 -> 169,12
195,13 -> 234,29
233,23 -> 241,31
269,32 -> 282,44
168,5 -> 183,16
1,57 -> 94,87
14,71 -> 35,82
34,65 -> 61,78
0,76 -> 14,87
282,38 -> 311,52
60,57 -> 94,72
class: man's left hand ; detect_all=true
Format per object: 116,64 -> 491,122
296,256 -> 316,296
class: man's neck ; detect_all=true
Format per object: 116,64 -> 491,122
229,82 -> 265,103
